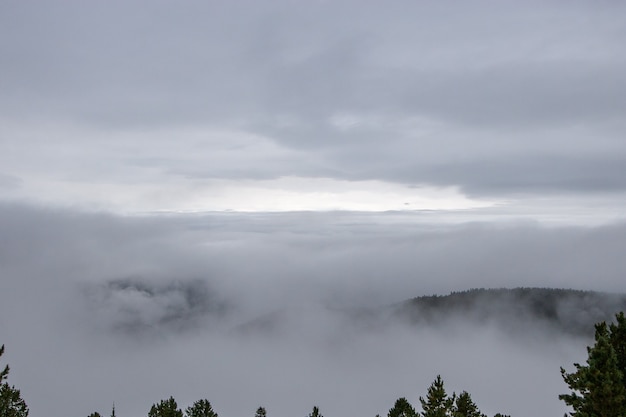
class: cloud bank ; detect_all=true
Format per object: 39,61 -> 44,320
1,204 -> 626,416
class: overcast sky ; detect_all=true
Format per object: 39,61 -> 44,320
2,1 -> 626,417
2,0 -> 626,215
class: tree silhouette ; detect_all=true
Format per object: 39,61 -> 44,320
420,375 -> 455,417
0,345 -> 28,417
560,312 -> 626,417
148,396 -> 183,417
308,405 -> 323,417
388,397 -> 416,417
453,391 -> 485,417
185,399 -> 218,417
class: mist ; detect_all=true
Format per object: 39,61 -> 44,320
1,204 -> 624,417
2,1 -> 626,416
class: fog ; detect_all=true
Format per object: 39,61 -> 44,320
2,1 -> 626,415
1,204 -> 624,417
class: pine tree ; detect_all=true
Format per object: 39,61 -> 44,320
0,346 -> 8,383
0,384 -> 29,417
609,312 -> 626,379
420,375 -> 455,417
308,405 -> 323,417
453,392 -> 485,417
255,406 -> 267,417
0,345 -> 28,417
148,396 -> 183,417
560,313 -> 626,417
388,397 -> 416,417
88,413 -> 102,417
185,399 -> 218,417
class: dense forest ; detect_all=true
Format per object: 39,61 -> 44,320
2,288 -> 626,417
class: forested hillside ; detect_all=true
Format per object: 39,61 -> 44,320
396,288 -> 626,337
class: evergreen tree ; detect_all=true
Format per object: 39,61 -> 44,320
0,345 -> 28,417
0,346 -> 8,383
255,406 -> 267,417
111,403 -> 116,417
0,384 -> 29,417
420,375 -> 455,417
88,413 -> 102,417
453,392 -> 485,417
185,399 -> 217,417
609,312 -> 626,378
388,397 -> 416,417
560,314 -> 626,417
308,405 -> 323,417
148,396 -> 183,417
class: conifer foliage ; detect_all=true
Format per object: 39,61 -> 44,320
560,312 -> 626,417
453,392 -> 486,417
148,396 -> 183,417
387,376 -> 504,417
388,397 -> 416,417
420,375 -> 455,417
185,399 -> 218,417
0,346 -> 8,384
0,345 -> 29,417
308,405 -> 323,417
255,406 -> 267,417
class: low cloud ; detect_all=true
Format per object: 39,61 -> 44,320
1,204 -> 625,416
84,277 -> 229,335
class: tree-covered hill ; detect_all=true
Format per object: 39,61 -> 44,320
234,287 -> 626,340
395,288 -> 626,337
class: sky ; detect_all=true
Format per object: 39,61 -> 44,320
1,1 -> 626,417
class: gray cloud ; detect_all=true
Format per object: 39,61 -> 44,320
0,173 -> 21,190
84,277 -> 229,335
3,1 -> 625,127
1,1 -> 626,200
2,2 -> 626,416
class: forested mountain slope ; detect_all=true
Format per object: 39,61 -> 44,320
395,288 -> 626,336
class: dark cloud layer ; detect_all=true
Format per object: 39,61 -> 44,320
1,1 -> 625,200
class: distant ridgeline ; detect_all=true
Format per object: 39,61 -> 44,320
396,288 -> 626,337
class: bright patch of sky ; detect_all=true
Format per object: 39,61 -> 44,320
1,174 -> 499,214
